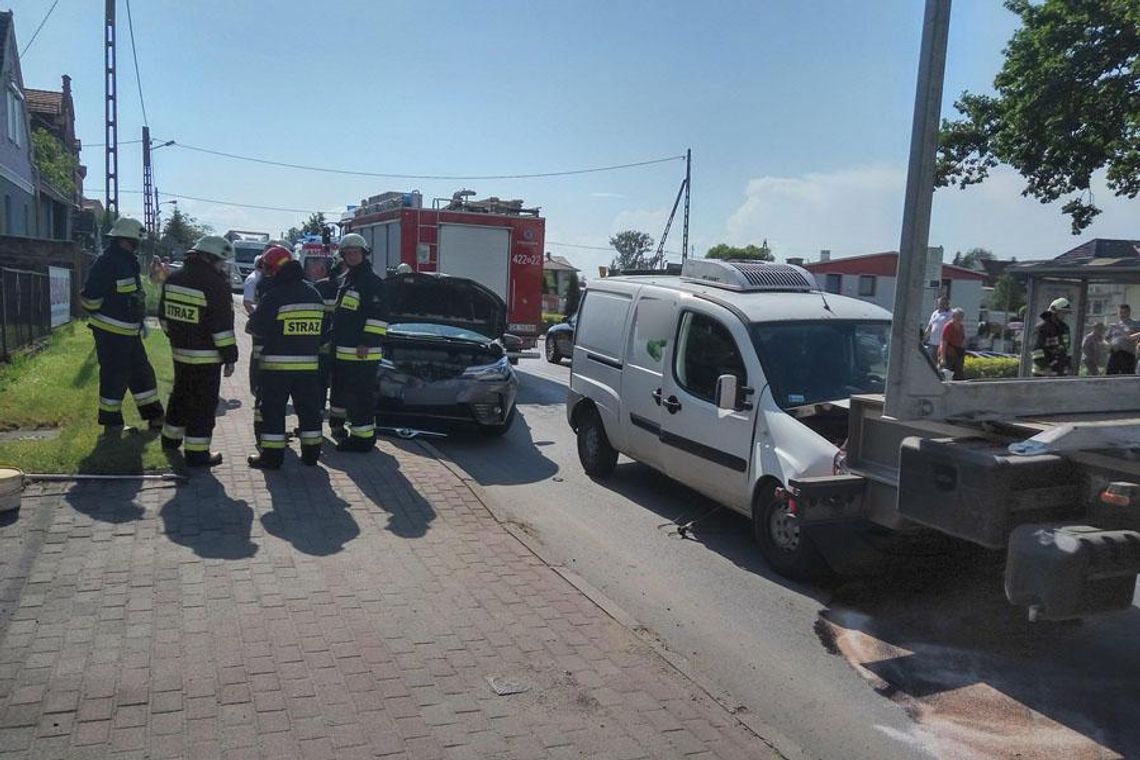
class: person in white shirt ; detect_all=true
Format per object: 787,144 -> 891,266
242,256 -> 263,315
923,295 -> 953,351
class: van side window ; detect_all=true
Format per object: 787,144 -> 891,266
674,312 -> 746,404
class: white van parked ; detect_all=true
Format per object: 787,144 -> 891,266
566,258 -> 892,578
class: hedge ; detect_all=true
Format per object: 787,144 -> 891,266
963,355 -> 1019,379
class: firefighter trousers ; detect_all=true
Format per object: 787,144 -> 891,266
334,359 -> 378,446
257,370 -> 323,465
319,349 -> 336,419
161,361 -> 221,466
92,327 -> 164,427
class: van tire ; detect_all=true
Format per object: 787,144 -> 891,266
753,484 -> 831,581
577,406 -> 617,478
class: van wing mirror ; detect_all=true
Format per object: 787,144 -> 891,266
715,374 -> 738,411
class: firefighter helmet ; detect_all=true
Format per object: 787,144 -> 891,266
339,233 -> 369,254
1049,297 -> 1072,313
260,245 -> 293,276
108,217 -> 146,241
190,235 -> 235,262
395,263 -> 413,275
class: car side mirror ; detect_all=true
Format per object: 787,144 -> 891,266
502,333 -> 523,352
715,374 -> 738,411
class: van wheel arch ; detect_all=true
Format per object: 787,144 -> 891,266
751,477 -> 832,581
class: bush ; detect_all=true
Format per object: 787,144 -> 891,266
541,311 -> 563,335
964,355 -> 1019,379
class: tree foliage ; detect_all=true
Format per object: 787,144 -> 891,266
991,272 -> 1027,314
284,212 -> 329,245
564,270 -> 582,316
159,208 -> 213,255
32,128 -> 77,196
936,0 -> 1140,233
705,240 -> 773,261
952,247 -> 995,270
609,230 -> 654,271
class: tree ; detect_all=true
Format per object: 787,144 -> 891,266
564,271 -> 582,316
302,213 -> 327,236
609,230 -> 654,271
283,226 -> 304,245
991,273 -> 1027,315
705,240 -> 773,261
936,0 -> 1140,233
32,129 -> 78,196
159,208 -> 213,255
956,247 -> 995,271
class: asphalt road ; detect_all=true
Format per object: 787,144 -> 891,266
435,347 -> 1140,760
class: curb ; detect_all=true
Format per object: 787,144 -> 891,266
416,439 -> 794,760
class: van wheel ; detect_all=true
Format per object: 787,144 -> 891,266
753,484 -> 831,581
577,406 -> 617,478
545,338 -> 561,364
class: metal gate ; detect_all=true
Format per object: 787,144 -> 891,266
0,267 -> 51,360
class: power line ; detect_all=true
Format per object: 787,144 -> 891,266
124,0 -> 148,126
19,0 -> 61,59
122,189 -> 334,214
170,142 -> 685,180
547,240 -> 681,257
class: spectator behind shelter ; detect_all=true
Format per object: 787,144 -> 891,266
1082,322 -> 1107,376
242,255 -> 264,316
939,307 -> 967,381
1105,304 -> 1140,375
923,295 -> 952,352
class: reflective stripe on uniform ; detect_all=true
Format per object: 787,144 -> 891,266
115,277 -> 138,294
133,388 -> 159,404
261,355 -> 320,371
254,409 -> 263,423
161,423 -> 185,440
339,290 -> 360,310
363,319 -> 389,336
260,433 -> 287,449
172,348 -> 222,364
90,313 -> 142,336
81,296 -> 103,311
251,346 -> 263,358
184,436 -> 211,452
329,406 -> 346,418
335,346 -> 382,361
318,343 -> 331,354
212,330 -> 237,348
164,284 -> 208,305
98,396 -> 123,412
299,430 -> 322,445
277,303 -> 325,320
323,299 -> 337,312
350,424 -> 375,438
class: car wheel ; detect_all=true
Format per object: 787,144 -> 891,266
752,483 -> 831,581
481,406 -> 516,437
576,406 -> 617,478
545,337 -> 561,364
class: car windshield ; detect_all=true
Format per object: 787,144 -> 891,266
233,246 -> 261,264
750,320 -> 891,409
388,322 -> 492,344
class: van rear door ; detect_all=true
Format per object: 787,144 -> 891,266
619,292 -> 677,469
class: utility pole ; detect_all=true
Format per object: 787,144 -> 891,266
142,126 -> 154,252
681,148 -> 691,262
104,0 -> 118,220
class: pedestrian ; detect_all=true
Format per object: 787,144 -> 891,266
923,295 -> 953,358
1082,322 -> 1107,376
158,236 -> 238,467
249,246 -> 292,439
1104,304 -> 1140,375
329,233 -> 386,452
1031,298 -> 1073,376
246,255 -> 325,469
939,307 -> 967,380
313,253 -> 345,431
79,217 -> 165,436
242,255 -> 263,316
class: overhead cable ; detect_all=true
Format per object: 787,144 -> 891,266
121,189 -> 333,214
19,0 -> 61,59
124,0 -> 148,126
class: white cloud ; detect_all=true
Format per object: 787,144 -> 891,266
724,165 -> 1140,261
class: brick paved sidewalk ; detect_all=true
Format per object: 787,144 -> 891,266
0,319 -> 777,759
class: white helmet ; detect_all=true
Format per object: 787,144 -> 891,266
339,233 -> 369,254
190,235 -> 235,263
1049,297 -> 1072,313
108,217 -> 146,241
395,262 -> 413,274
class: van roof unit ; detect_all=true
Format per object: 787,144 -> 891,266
680,259 -> 817,293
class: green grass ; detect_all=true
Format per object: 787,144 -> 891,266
0,322 -> 175,473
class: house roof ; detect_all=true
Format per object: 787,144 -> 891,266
1009,238 -> 1140,279
24,88 -> 63,115
543,254 -> 578,272
0,13 -> 10,68
801,251 -> 987,281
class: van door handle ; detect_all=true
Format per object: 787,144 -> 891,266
651,388 -> 663,406
662,395 -> 682,414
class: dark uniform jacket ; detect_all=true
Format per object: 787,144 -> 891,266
1032,312 -> 1071,376
159,257 -> 239,365
313,271 -> 341,352
330,263 -> 386,361
81,240 -> 147,335
247,262 -> 324,371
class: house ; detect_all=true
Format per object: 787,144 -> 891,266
0,11 -> 36,237
542,252 -> 580,314
25,75 -> 85,241
800,249 -> 987,336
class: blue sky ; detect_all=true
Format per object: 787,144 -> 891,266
9,1 -> 1138,272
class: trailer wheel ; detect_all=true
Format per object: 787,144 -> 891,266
576,406 -> 617,478
753,484 -> 831,581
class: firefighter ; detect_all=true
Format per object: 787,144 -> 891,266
158,236 -> 238,467
329,233 -> 386,452
250,245 -> 293,440
1032,297 -> 1073,377
313,253 -> 344,431
80,217 -> 165,435
246,253 -> 325,469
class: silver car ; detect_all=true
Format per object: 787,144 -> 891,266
376,273 -> 519,436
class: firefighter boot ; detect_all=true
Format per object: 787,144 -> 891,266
161,435 -> 182,452
186,451 -> 223,468
247,450 -> 283,470
336,436 -> 375,453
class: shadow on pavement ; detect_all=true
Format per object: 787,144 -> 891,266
215,397 -> 243,417
435,408 -> 559,487
0,510 -> 18,528
65,432 -> 155,523
260,452 -> 360,555
321,440 -> 437,539
158,473 -> 258,560
514,366 -> 570,406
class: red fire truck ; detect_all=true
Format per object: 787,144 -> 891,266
342,189 -> 545,348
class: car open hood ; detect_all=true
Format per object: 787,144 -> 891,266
383,273 -> 507,340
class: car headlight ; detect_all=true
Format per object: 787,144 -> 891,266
462,356 -> 511,381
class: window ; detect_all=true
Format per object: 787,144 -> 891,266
673,312 -> 746,404
858,275 -> 876,297
6,87 -> 24,147
824,273 -> 842,294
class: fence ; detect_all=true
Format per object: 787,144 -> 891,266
0,266 -> 51,360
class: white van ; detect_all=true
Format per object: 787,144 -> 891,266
566,259 -> 892,578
